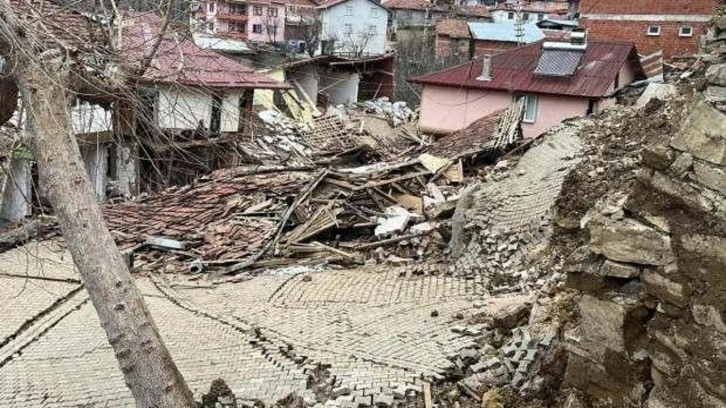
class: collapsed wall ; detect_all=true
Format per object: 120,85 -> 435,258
555,17 -> 726,408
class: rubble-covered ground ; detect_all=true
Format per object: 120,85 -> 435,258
2,71 -> 717,408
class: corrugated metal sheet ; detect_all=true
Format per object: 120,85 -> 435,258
534,49 -> 583,76
410,40 -> 644,98
468,21 -> 544,43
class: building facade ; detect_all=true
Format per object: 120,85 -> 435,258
318,0 -> 390,57
579,0 -> 717,57
198,0 -> 287,44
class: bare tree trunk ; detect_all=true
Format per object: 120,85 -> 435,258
17,60 -> 195,407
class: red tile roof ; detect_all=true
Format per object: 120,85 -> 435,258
456,5 -> 489,18
436,19 -> 471,39
492,0 -> 569,14
382,0 -> 446,12
120,12 -> 288,89
579,0 -> 716,15
410,40 -> 645,98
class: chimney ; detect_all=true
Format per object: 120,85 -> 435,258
476,54 -> 492,81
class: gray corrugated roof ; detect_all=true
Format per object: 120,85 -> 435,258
467,21 -> 544,43
534,49 -> 583,76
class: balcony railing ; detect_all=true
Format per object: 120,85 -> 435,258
217,12 -> 248,22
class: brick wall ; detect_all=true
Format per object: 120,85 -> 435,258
472,40 -> 518,58
579,0 -> 716,15
581,19 -> 709,57
435,36 -> 469,58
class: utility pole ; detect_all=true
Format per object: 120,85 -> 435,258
514,0 -> 524,46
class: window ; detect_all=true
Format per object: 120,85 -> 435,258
522,12 -> 530,21
368,25 -> 376,35
267,7 -> 278,17
537,13 -> 544,21
287,5 -> 296,13
253,6 -> 262,15
267,25 -> 278,36
679,26 -> 693,37
229,22 -> 246,32
515,94 -> 538,123
404,10 -> 413,18
507,11 -> 514,20
370,7 -> 378,17
647,25 -> 661,36
209,22 -> 215,31
344,23 -> 353,35
207,2 -> 216,13
252,24 -> 263,33
230,4 -> 246,14
345,5 -> 353,15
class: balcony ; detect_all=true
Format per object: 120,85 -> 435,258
217,12 -> 248,22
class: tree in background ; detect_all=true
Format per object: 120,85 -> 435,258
394,31 -> 468,106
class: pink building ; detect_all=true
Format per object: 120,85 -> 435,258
409,35 -> 645,138
198,0 -> 287,44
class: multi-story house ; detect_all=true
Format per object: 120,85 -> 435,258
382,0 -> 448,40
317,0 -> 390,57
197,0 -> 287,44
489,0 -> 574,23
579,0 -> 717,58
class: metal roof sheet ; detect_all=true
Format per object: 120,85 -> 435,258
410,40 -> 645,98
468,21 -> 544,44
534,49 -> 583,76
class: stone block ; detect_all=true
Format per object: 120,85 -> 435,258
577,294 -> 646,357
669,152 -> 693,176
588,216 -> 675,266
671,100 -> 726,166
705,86 -> 726,104
636,83 -> 677,107
693,161 -> 726,195
641,144 -> 675,170
706,63 -> 726,87
692,304 -> 726,334
599,260 -> 641,279
642,267 -> 686,307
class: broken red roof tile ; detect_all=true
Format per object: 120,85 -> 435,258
410,40 -> 645,98
426,109 -> 505,159
436,19 -> 470,39
104,171 -> 313,267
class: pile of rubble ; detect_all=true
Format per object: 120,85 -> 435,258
359,97 -> 416,128
546,19 -> 726,408
89,102 -> 528,277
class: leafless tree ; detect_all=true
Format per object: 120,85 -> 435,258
0,1 -> 195,407
302,9 -> 322,57
341,28 -> 375,57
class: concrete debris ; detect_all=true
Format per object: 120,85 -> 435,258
361,97 -> 415,128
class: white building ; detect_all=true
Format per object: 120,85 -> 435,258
317,0 -> 390,57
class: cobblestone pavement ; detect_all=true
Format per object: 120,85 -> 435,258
0,244 -> 528,407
